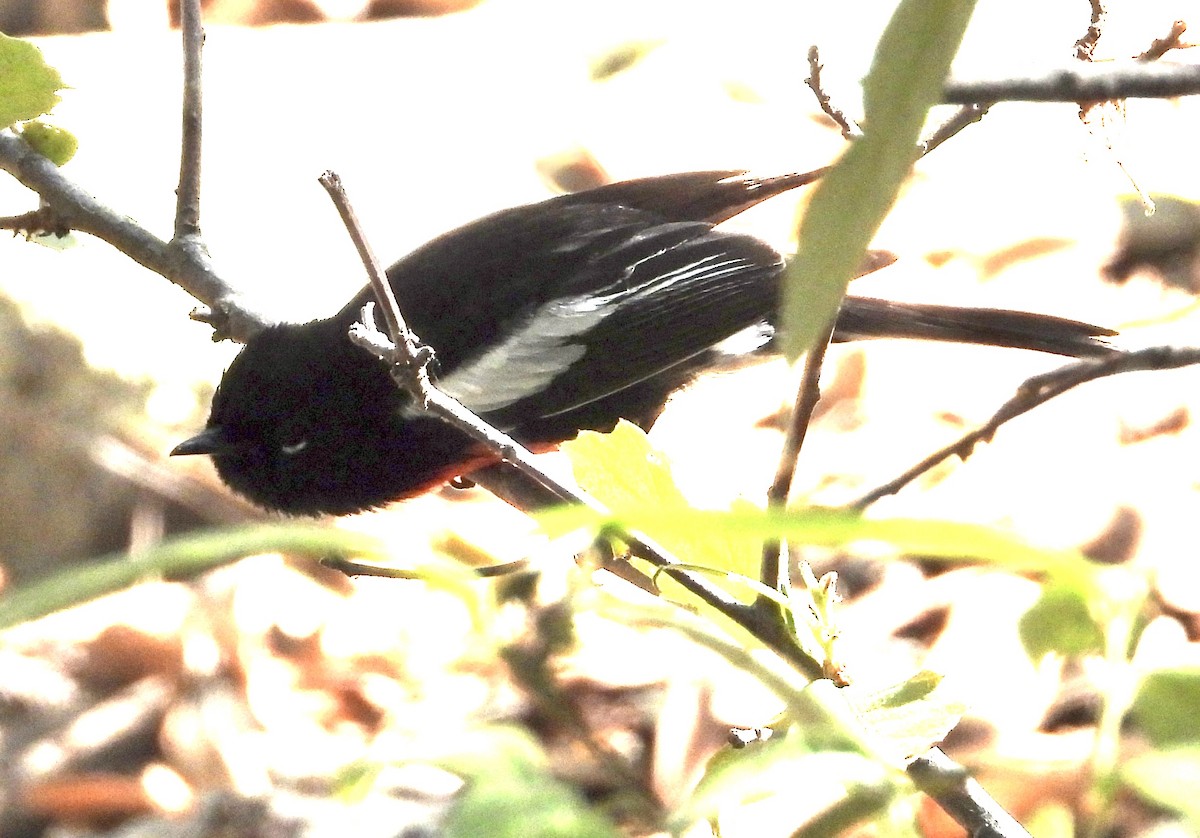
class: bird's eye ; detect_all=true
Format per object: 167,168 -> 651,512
280,439 -> 309,456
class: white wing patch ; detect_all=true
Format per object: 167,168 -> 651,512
712,321 -> 775,357
437,295 -> 609,414
438,251 -> 753,417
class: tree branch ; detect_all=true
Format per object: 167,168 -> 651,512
805,45 -> 863,140
908,749 -> 1032,838
175,0 -> 205,240
760,322 -> 834,593
852,345 -> 1200,510
1073,0 -> 1106,63
943,60 -> 1200,104
1137,20 -> 1188,62
0,133 -> 266,342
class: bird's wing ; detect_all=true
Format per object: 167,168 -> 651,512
434,219 -> 782,427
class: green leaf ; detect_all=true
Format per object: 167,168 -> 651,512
562,422 -> 762,583
1018,583 -> 1105,660
540,504 -> 1094,583
0,33 -> 65,128
20,120 -> 77,165
564,421 -> 683,511
439,727 -> 620,838
0,525 -> 390,628
847,671 -> 967,762
780,0 -> 978,358
1129,669 -> 1200,748
1121,747 -> 1200,832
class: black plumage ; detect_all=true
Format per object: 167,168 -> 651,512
172,170 -> 1115,515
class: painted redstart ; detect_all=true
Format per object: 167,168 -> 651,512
172,170 -> 1115,515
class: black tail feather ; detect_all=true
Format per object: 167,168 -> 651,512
834,296 -> 1117,358
558,169 -> 828,225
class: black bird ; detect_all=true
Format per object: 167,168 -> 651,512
172,170 -> 1115,516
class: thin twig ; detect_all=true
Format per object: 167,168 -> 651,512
0,207 -> 69,238
0,134 -> 264,342
942,61 -> 1200,104
851,345 -> 1200,510
907,750 -> 1032,838
805,46 -> 863,140
807,44 -> 989,155
1074,0 -> 1106,62
175,0 -> 204,240
918,103 -> 990,157
1137,20 -> 1188,62
317,171 -> 433,401
759,322 -> 835,592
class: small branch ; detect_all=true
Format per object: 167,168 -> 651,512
851,345 -> 1200,509
942,61 -> 1200,104
0,207 -> 69,238
318,171 -> 433,402
806,44 -> 989,155
0,133 -> 265,342
908,750 -> 1032,838
917,103 -> 990,157
759,321 -> 835,592
805,45 -> 863,140
175,0 -> 205,240
0,0 -> 259,342
1074,0 -> 1106,62
1137,20 -> 1188,62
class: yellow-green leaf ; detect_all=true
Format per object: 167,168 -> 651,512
20,120 -> 77,166
780,0 -> 978,358
0,33 -> 65,128
562,421 -> 762,584
540,505 -> 1094,583
1129,668 -> 1200,748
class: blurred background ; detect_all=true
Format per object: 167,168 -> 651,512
0,1 -> 1198,835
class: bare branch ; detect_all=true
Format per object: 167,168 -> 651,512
943,61 -> 1200,104
805,45 -> 863,140
0,133 -> 266,342
918,103 -> 990,157
908,750 -> 1033,838
759,321 -> 835,597
1074,0 -> 1106,62
175,0 -> 205,240
805,45 -> 989,156
318,171 -> 434,403
1137,20 -> 1188,62
852,345 -> 1200,509
0,206 -> 69,238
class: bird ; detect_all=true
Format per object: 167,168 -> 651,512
172,169 -> 1116,516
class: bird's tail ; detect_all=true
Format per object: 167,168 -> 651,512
834,296 -> 1117,358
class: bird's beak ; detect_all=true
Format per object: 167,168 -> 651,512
171,426 -> 231,457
